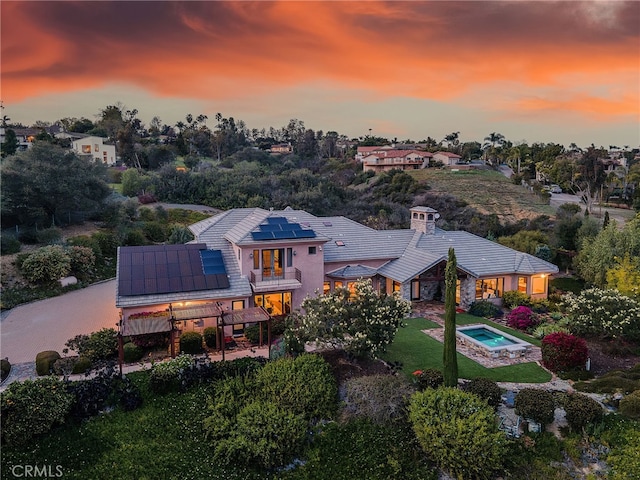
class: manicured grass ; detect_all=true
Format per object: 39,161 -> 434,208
383,317 -> 551,383
550,276 -> 585,294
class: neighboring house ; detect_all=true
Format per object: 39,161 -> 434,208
355,145 -> 393,162
71,135 -> 117,165
269,143 -> 293,154
362,149 -> 433,173
1,128 -> 39,151
432,151 -> 463,166
115,206 -> 558,356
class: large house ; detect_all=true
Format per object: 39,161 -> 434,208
115,206 -> 558,354
432,151 -> 463,167
71,135 -> 117,165
361,150 -> 433,173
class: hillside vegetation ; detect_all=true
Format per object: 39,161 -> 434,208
409,168 -> 555,225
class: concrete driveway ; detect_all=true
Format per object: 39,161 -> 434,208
1,279 -> 119,364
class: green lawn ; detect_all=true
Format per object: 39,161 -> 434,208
382,316 -> 551,383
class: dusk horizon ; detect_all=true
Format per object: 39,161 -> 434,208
2,0 -> 639,148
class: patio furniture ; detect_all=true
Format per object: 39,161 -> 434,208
498,414 -> 521,439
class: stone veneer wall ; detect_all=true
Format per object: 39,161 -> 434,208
459,277 -> 477,309
420,281 -> 444,302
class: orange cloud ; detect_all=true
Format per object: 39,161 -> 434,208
1,1 -> 638,126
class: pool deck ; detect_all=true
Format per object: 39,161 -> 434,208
411,303 -> 542,369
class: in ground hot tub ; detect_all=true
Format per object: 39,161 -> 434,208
456,324 -> 533,358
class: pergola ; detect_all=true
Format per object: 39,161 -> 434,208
117,303 -> 272,371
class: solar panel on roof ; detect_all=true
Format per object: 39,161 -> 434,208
294,230 -> 316,238
273,231 -> 292,239
267,217 -> 288,224
259,224 -> 282,232
251,231 -> 275,240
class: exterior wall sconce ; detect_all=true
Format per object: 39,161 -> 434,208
293,251 -> 297,256
249,253 -> 253,258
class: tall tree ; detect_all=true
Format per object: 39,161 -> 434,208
1,143 -> 110,225
443,247 -> 459,387
1,129 -> 19,157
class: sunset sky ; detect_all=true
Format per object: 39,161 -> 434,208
2,1 -> 639,148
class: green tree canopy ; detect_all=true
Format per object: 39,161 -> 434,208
1,142 -> 110,225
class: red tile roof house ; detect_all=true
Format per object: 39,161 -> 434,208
432,151 -> 463,167
115,206 -> 558,359
361,150 -> 434,173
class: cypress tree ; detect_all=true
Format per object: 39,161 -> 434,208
443,247 -> 459,387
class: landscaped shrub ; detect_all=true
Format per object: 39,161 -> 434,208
142,221 -> 168,243
67,245 -> 96,276
66,362 -> 142,419
506,306 -> 539,331
343,374 -> 415,425
563,393 -> 603,431
123,342 -> 144,363
0,376 -> 74,445
1,234 -> 21,254
561,288 -> 640,341
64,328 -> 118,363
413,368 -> 444,390
607,428 -> 640,480
463,377 -> 502,409
92,231 -> 119,257
212,400 -> 307,469
502,290 -> 532,309
20,245 -> 71,284
122,228 -> 148,246
1,358 -> 11,381
149,354 -> 196,394
468,300 -> 503,319
532,322 -> 570,339
619,390 -> 640,420
409,387 -> 508,479
255,354 -> 338,421
35,350 -> 61,376
167,225 -> 195,244
72,356 -> 93,374
243,324 -> 260,344
514,388 -> 555,426
179,331 -> 203,354
575,364 -> 640,394
541,332 -> 588,373
203,327 -> 217,348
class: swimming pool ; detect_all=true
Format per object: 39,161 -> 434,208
456,324 -> 533,358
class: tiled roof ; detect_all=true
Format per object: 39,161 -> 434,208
326,264 -> 379,279
188,207 -> 558,287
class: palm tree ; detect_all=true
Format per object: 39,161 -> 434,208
482,132 -> 505,165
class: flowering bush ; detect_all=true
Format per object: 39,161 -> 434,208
287,279 -> 411,359
561,288 -> 640,341
506,306 -> 540,331
541,332 -> 588,373
20,245 -> 71,284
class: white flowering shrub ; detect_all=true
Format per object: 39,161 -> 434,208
286,279 -> 411,359
561,288 -> 640,341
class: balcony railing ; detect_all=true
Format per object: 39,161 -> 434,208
250,268 -> 302,284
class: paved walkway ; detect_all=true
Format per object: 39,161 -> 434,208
1,279 -> 120,363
